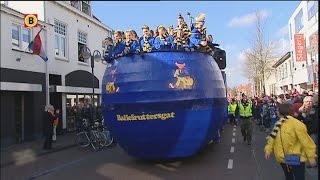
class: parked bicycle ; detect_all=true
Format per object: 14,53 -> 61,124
75,119 -> 113,150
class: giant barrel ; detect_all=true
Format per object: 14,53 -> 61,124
102,51 -> 226,159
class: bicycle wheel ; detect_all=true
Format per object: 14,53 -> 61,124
75,132 -> 90,147
103,130 -> 114,147
96,132 -> 107,147
89,130 -> 102,151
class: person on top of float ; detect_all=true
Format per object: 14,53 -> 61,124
112,30 -> 126,58
173,12 -> 191,51
139,25 -> 154,53
122,30 -> 141,56
189,13 -> 213,54
153,25 -> 175,50
103,37 -> 114,63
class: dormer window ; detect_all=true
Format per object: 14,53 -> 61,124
70,1 -> 91,16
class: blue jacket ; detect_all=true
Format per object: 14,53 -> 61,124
103,45 -> 114,62
153,35 -> 174,50
113,40 -> 125,57
124,40 -> 140,55
189,27 -> 205,48
139,36 -> 154,52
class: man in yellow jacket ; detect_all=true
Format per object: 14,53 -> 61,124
264,103 -> 317,180
228,98 -> 237,127
235,95 -> 253,145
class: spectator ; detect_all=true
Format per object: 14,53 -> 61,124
292,95 -> 303,118
264,103 -> 317,180
43,105 -> 56,150
297,96 -> 318,144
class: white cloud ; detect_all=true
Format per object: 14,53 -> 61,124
272,37 -> 291,56
224,49 -> 251,87
276,25 -> 289,38
228,9 -> 270,27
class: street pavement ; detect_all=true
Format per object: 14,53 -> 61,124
1,123 -> 318,180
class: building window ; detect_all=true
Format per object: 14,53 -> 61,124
81,1 -> 91,15
11,23 -> 32,52
54,20 -> 67,58
294,9 -> 304,33
288,60 -> 292,75
22,29 -> 31,51
102,39 -> 106,56
70,1 -> 91,16
284,63 -> 288,78
12,24 -> 20,48
70,1 -> 80,9
289,23 -> 292,39
78,31 -> 87,63
307,1 -> 318,20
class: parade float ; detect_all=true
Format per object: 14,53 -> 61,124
101,49 -> 227,159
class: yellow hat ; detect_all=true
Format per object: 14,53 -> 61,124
141,25 -> 149,30
195,13 -> 206,22
125,29 -> 132,33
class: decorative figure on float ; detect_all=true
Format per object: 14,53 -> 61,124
169,60 -> 194,89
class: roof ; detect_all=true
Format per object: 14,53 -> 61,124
272,52 -> 291,68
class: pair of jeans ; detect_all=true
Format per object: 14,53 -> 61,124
280,162 -> 305,180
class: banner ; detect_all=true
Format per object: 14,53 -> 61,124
309,31 -> 318,52
294,34 -> 307,62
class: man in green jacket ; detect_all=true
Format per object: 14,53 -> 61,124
228,98 -> 237,127
235,95 -> 253,145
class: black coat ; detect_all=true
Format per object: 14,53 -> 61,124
43,111 -> 55,135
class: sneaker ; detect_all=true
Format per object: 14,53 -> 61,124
247,142 -> 251,145
234,125 -> 237,128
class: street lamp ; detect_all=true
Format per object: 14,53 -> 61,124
81,46 -> 105,121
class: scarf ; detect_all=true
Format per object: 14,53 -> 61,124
143,36 -> 151,52
267,116 -> 287,139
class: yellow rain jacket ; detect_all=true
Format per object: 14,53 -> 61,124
264,115 -> 316,163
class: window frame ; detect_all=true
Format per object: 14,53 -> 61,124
70,1 -> 91,16
307,1 -> 318,20
11,23 -> 33,52
294,9 -> 304,33
54,20 -> 68,60
77,30 -> 88,63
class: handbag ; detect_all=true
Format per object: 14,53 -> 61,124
279,118 -> 301,166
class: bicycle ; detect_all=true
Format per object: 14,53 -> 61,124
94,119 -> 114,147
75,119 -> 107,151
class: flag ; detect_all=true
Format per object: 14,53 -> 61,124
28,28 -> 48,62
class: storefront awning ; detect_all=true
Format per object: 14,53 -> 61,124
53,85 -> 101,94
0,82 -> 42,92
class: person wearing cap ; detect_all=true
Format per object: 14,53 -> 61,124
122,30 -> 140,56
189,13 -> 213,54
113,30 -> 126,58
153,25 -> 174,50
235,95 -> 254,145
139,25 -> 154,53
43,104 -> 56,150
174,13 -> 191,51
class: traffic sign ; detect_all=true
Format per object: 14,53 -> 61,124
24,14 -> 38,28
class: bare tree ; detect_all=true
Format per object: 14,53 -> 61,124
241,11 -> 277,95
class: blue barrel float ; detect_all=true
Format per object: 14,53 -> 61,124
102,51 -> 226,159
